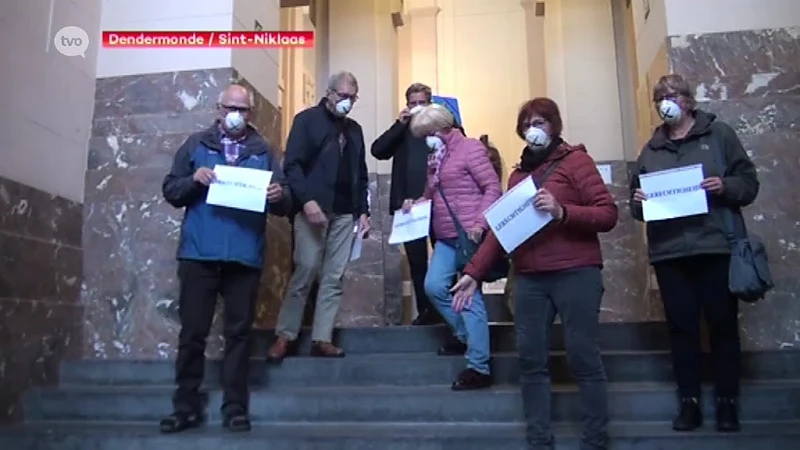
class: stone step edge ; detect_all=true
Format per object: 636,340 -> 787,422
6,420 -> 800,438
34,379 -> 800,394
61,349 -> 797,362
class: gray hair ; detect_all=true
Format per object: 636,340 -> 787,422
327,71 -> 358,92
409,104 -> 454,138
218,85 -> 255,106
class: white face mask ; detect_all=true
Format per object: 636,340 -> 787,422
223,111 -> 246,132
524,126 -> 550,149
335,98 -> 353,115
409,105 -> 424,115
425,136 -> 444,151
658,99 -> 682,123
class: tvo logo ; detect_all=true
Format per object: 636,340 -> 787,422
53,26 -> 89,57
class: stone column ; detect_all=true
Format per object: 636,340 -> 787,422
82,0 -> 290,360
662,0 -> 800,350
313,0 -> 330,99
520,0 -> 547,97
406,6 -> 441,91
327,0 -> 405,326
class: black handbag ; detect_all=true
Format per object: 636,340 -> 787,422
713,144 -> 774,303
435,155 -> 567,281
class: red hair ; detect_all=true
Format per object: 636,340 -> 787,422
515,97 -> 563,139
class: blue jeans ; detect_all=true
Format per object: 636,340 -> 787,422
424,241 -> 491,375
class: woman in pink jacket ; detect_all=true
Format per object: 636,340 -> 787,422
402,104 -> 503,390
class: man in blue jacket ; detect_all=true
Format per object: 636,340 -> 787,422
159,84 -> 291,434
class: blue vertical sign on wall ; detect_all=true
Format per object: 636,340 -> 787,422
432,95 -> 462,128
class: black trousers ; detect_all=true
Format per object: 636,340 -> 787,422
653,254 -> 740,398
173,260 -> 262,413
404,237 -> 436,316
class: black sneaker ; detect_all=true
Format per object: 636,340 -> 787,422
673,397 -> 702,431
438,339 -> 467,356
451,368 -> 492,391
716,398 -> 740,432
159,411 -> 204,433
412,309 -> 444,326
222,405 -> 251,432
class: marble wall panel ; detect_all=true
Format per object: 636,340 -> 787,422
0,177 -> 83,423
666,26 -> 800,350
82,68 -> 288,359
82,67 -> 402,355
338,173 -> 404,327
595,160 -> 658,322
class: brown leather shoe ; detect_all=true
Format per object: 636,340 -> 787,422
310,341 -> 345,358
266,336 -> 296,363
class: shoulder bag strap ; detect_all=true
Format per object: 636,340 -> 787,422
711,137 -> 747,243
303,126 -> 339,175
436,183 -> 466,235
532,153 -> 569,186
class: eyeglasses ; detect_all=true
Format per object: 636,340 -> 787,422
654,94 -> 679,103
524,118 -> 547,128
220,104 -> 251,113
334,91 -> 358,101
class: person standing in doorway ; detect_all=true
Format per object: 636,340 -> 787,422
159,84 -> 292,433
371,82 -> 443,326
268,71 -> 371,362
630,74 -> 759,433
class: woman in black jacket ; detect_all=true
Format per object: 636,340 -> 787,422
630,74 -> 759,433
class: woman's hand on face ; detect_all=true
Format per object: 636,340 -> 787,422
533,188 -> 564,220
450,275 -> 478,312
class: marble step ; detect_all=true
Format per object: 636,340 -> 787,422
250,323 -> 673,354
24,381 -> 800,423
60,350 -> 800,387
2,421 -> 800,449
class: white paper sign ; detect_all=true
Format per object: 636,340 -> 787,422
388,201 -> 432,245
484,176 -> 553,253
350,224 -> 364,261
597,164 -> 612,184
206,165 -> 273,213
639,163 -> 708,222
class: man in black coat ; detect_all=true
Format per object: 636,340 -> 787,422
370,82 -> 444,325
267,71 -> 371,361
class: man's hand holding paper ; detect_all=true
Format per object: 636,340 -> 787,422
206,165 -> 273,213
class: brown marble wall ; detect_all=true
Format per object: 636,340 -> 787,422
339,173 -> 405,327
0,177 -> 83,423
595,160 -> 654,322
82,68 -> 290,359
665,26 -> 800,350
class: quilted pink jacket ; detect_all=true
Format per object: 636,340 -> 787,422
424,129 -> 502,240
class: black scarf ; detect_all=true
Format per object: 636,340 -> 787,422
519,136 -> 563,172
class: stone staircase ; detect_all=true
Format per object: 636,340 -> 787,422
2,323 -> 800,449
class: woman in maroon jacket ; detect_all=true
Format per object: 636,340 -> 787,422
451,98 -> 618,450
